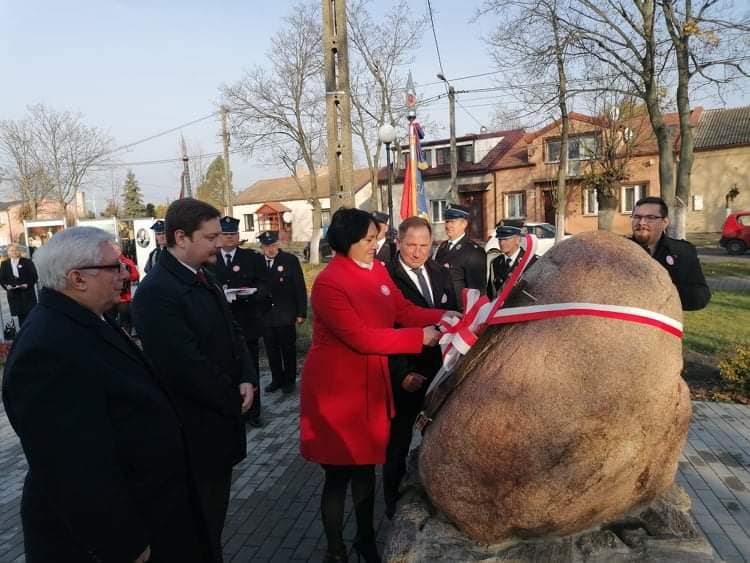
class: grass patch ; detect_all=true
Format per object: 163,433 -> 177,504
700,260 -> 750,278
683,290 -> 750,356
687,232 -> 720,248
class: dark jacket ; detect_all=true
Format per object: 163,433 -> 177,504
2,289 -> 205,563
212,247 -> 270,341
0,257 -> 38,316
261,250 -> 307,327
387,257 -> 457,416
487,248 -> 537,299
132,249 -> 257,480
144,246 -> 164,274
632,235 -> 711,311
376,238 -> 396,266
434,235 -> 487,302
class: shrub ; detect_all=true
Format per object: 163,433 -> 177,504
719,343 -> 750,395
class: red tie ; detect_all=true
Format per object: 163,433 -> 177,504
196,270 -> 208,285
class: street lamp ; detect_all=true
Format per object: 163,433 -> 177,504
437,74 -> 458,203
378,123 -> 397,230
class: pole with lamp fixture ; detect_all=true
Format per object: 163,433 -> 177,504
378,123 -> 397,233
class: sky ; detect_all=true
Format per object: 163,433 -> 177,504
0,0 -> 747,211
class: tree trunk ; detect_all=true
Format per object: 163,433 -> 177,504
553,9 -> 568,242
597,188 -> 618,231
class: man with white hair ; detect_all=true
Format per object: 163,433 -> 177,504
2,227 -> 209,563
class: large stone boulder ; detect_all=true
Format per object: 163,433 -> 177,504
419,231 -> 691,543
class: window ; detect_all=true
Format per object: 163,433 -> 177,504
400,151 -> 409,169
583,189 -> 599,216
459,144 -> 474,163
243,214 -> 255,232
436,147 -> 451,166
431,200 -> 448,223
739,215 -> 750,227
321,209 -> 331,228
423,149 -> 433,167
621,185 -> 644,214
505,192 -> 526,219
545,134 -> 599,163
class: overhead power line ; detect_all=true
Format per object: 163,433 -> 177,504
426,0 -> 448,84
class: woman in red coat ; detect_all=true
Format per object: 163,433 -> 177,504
300,209 -> 449,562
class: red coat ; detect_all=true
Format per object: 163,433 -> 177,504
118,255 -> 140,303
300,255 -> 445,465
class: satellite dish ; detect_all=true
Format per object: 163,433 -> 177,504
282,211 -> 292,223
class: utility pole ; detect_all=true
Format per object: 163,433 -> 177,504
180,135 -> 192,198
220,106 -> 233,216
437,74 -> 459,203
322,0 -> 355,215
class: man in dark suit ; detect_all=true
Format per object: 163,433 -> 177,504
213,215 -> 269,428
132,199 -> 257,562
2,227 -> 208,563
0,243 -> 38,326
144,219 -> 167,274
373,211 -> 396,265
630,196 -> 710,311
434,204 -> 486,305
258,231 -> 307,394
385,216 -> 458,519
487,225 -> 536,298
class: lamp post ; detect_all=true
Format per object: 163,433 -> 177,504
437,73 -> 458,203
378,123 -> 397,230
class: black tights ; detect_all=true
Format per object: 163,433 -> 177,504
320,464 -> 376,551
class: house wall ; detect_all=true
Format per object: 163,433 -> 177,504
688,145 -> 750,233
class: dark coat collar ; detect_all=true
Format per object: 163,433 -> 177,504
159,247 -> 204,286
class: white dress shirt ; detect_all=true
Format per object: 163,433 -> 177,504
400,258 -> 434,304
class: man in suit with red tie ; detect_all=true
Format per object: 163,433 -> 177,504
487,225 -> 537,298
384,216 -> 458,519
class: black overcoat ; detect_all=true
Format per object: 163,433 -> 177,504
262,250 -> 307,327
376,239 -> 396,266
434,236 -> 487,300
131,249 -> 257,481
487,248 -> 537,299
2,288 -> 206,563
212,247 -> 270,341
387,258 -> 457,416
0,257 -> 38,316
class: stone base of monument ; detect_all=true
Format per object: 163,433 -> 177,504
386,450 -> 718,562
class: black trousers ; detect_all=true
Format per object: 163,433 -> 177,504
245,337 -> 261,421
320,464 -> 376,551
383,407 -> 419,514
263,325 -> 297,387
197,467 -> 232,563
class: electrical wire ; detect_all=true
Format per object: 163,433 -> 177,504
425,0 -> 448,85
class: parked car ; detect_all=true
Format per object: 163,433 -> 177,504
719,211 -> 750,255
303,237 -> 334,262
485,222 -> 569,256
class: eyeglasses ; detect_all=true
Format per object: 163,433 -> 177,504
631,214 -> 664,222
75,263 -> 127,272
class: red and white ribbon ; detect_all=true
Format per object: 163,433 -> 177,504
425,234 -> 682,397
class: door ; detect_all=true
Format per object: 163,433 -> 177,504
542,189 -> 555,225
460,192 -> 486,241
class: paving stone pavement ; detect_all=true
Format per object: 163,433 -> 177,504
4,379 -> 750,561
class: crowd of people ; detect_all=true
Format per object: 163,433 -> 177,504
0,195 -> 709,563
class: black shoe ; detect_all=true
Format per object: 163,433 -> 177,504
282,382 -> 296,394
246,417 -> 264,428
264,383 -> 282,393
352,538 -> 381,563
322,545 -> 348,562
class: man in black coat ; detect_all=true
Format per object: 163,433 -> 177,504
487,225 -> 537,299
132,199 -> 257,562
434,204 -> 486,305
2,227 -> 208,563
384,216 -> 458,519
373,211 -> 396,265
144,219 -> 167,274
258,231 -> 307,394
212,215 -> 269,428
630,196 -> 711,311
0,243 -> 38,326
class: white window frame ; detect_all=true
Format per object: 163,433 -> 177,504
431,199 -> 448,223
583,188 -> 599,216
505,192 -> 525,220
545,134 -> 599,164
243,214 -> 255,232
621,184 -> 644,214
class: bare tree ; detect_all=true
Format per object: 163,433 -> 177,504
347,0 -> 427,212
222,2 -> 326,262
28,104 -> 112,223
480,0 -> 581,241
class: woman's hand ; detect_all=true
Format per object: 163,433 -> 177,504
422,325 -> 441,347
441,310 -> 463,322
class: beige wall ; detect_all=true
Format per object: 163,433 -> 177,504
688,145 -> 750,233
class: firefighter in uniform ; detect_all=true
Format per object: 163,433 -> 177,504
212,216 -> 268,428
144,220 -> 167,274
373,211 -> 396,265
487,225 -> 537,298
434,204 -> 486,305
